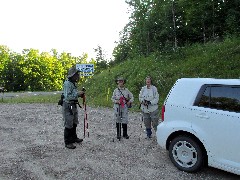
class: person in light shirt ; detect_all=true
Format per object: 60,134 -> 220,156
139,76 -> 159,138
111,77 -> 134,140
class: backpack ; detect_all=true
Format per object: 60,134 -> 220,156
58,93 -> 64,106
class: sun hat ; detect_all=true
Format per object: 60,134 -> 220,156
67,65 -> 79,78
115,77 -> 126,84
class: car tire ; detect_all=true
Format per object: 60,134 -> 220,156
169,136 -> 204,172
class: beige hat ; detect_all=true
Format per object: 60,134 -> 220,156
115,77 -> 126,84
67,65 -> 79,78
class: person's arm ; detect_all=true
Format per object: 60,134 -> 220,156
139,87 -> 145,103
78,90 -> 85,98
149,86 -> 159,105
127,89 -> 134,103
111,89 -> 119,104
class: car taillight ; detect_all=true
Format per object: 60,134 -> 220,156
161,105 -> 165,121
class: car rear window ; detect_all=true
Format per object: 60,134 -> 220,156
195,85 -> 240,113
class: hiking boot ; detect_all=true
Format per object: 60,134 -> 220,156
74,138 -> 83,143
116,123 -> 121,141
147,135 -> 152,138
117,135 -> 121,140
146,128 -> 152,138
65,143 -> 76,149
122,124 -> 129,139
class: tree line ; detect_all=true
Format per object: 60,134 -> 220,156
0,46 -> 98,91
112,0 -> 240,63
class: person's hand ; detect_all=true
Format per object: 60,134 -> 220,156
147,100 -> 151,105
127,101 -> 131,106
143,100 -> 151,106
142,100 -> 147,106
78,91 -> 85,98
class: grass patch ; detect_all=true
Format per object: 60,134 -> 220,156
0,94 -> 60,104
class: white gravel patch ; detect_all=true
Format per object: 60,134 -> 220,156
0,103 -> 238,180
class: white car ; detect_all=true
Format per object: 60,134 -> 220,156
156,78 -> 240,175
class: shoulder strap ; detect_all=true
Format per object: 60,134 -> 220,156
118,88 -> 126,99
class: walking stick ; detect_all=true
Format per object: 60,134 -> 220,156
82,88 -> 89,138
112,117 -> 115,142
118,104 -> 122,141
139,103 -> 144,141
139,114 -> 144,141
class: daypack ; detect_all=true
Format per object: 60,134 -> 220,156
58,93 -> 64,106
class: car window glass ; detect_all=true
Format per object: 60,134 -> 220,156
210,86 -> 240,112
197,85 -> 240,113
197,87 -> 210,108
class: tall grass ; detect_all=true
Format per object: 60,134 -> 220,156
82,37 -> 240,109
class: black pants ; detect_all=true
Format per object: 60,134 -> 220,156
64,124 -> 78,144
116,123 -> 128,137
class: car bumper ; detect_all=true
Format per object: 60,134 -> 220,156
156,122 -> 169,150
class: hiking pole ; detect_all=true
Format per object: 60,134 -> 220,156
118,104 -> 122,141
112,117 -> 115,142
139,115 -> 143,141
82,88 -> 89,138
114,107 -> 119,142
119,122 -> 122,141
139,103 -> 143,141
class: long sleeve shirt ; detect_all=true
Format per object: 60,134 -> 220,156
63,79 -> 79,103
111,87 -> 134,107
139,85 -> 159,113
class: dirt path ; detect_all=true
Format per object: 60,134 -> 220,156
0,104 -> 238,180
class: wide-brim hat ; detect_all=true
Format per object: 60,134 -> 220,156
67,65 -> 79,78
115,77 -> 126,84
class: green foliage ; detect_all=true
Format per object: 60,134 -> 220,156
113,0 -> 240,63
83,37 -> 240,109
0,48 -> 94,92
1,38 -> 239,109
0,46 -> 10,86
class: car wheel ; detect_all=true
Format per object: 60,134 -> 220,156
169,136 -> 204,172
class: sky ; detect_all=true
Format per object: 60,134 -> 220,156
0,0 -> 130,60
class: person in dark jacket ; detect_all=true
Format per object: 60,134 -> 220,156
62,65 -> 85,149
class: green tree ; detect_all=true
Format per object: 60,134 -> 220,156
0,45 -> 10,87
222,0 -> 240,36
112,0 -> 240,63
94,45 -> 108,71
2,52 -> 26,91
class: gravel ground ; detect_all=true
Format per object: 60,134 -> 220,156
0,103 -> 239,180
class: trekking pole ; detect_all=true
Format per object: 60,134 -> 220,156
112,118 -> 115,142
82,88 -> 89,138
119,104 -> 122,141
119,122 -> 122,141
139,115 -> 143,141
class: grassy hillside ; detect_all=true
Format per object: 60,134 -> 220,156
82,37 -> 240,110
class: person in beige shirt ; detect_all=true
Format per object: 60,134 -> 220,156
111,77 -> 134,140
139,76 -> 159,138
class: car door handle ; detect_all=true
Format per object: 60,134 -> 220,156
196,114 -> 210,119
